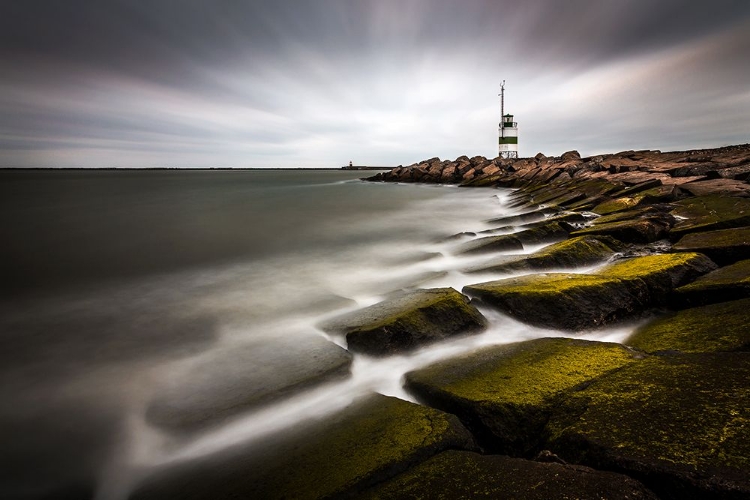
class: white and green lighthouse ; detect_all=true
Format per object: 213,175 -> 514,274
498,81 -> 518,158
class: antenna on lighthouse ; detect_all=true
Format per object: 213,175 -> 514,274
498,80 -> 518,159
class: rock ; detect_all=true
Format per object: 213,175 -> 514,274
627,298 -> 750,353
561,150 -> 581,161
679,178 -> 750,197
571,217 -> 672,243
145,335 -> 353,431
360,450 -> 658,500
132,394 -> 477,500
455,233 -> 524,255
404,338 -> 641,454
465,235 -> 622,274
463,273 -> 650,331
546,353 -> 750,500
611,178 -> 664,198
671,258 -> 750,306
672,226 -> 750,265
463,253 -> 715,330
485,208 -> 557,225
589,206 -> 663,226
457,222 -> 573,254
597,252 -> 717,302
669,195 -> 750,240
591,196 -> 642,215
318,288 -> 487,356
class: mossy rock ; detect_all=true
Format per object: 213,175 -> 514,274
131,394 -> 477,500
669,195 -> 750,240
597,252 -> 717,303
465,235 -> 622,274
672,259 -> 750,307
360,450 -> 658,500
404,338 -> 642,454
145,336 -> 352,431
672,226 -> 750,266
455,234 -> 524,255
485,208 -> 557,225
319,288 -> 487,356
546,353 -> 750,499
627,298 -> 750,353
571,217 -> 670,243
610,178 -> 664,198
592,196 -> 641,215
590,206 -> 662,226
463,273 -> 650,331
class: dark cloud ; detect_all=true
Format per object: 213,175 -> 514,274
1,0 -> 749,166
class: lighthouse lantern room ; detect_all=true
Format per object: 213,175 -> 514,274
498,81 -> 519,158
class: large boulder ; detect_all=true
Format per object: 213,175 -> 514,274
570,216 -> 672,243
463,273 -> 650,331
463,253 -> 715,330
669,195 -> 750,240
132,394 -> 477,500
672,226 -> 750,265
672,258 -> 750,306
360,450 -> 658,500
145,335 -> 352,431
404,338 -> 641,454
457,222 -> 573,254
546,353 -> 750,500
464,235 -> 623,274
319,288 -> 487,356
627,298 -> 750,354
596,252 -> 717,302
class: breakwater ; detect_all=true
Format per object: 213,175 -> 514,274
129,144 -> 750,499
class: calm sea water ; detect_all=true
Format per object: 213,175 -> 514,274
0,170 -> 635,499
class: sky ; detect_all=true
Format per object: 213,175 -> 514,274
1,0 -> 749,168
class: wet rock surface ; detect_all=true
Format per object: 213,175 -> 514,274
361,450 -> 658,500
404,338 -> 640,454
672,258 -> 750,306
132,394 -> 477,500
546,353 -> 750,500
672,225 -> 750,265
319,288 -> 487,356
627,298 -> 750,353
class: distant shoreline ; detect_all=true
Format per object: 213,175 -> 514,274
0,166 -> 394,171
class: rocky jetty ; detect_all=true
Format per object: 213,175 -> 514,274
133,144 -> 750,499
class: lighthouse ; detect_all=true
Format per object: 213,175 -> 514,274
498,81 -> 518,158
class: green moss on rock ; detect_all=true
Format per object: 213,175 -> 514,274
597,252 -> 717,301
361,450 -> 658,500
627,298 -> 750,353
546,353 -> 750,499
465,235 -> 622,274
592,196 -> 641,215
463,273 -> 649,331
405,338 -> 641,454
672,226 -> 750,266
672,259 -> 750,307
669,195 -> 750,240
571,217 -> 670,243
132,394 -> 477,500
319,288 -> 487,356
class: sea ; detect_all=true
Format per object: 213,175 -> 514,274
0,169 -> 637,499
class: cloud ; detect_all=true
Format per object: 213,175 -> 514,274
1,0 -> 749,167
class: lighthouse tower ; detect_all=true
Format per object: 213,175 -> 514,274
498,81 -> 518,158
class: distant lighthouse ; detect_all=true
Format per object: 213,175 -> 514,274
498,81 -> 518,158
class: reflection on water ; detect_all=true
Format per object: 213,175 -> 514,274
0,171 -> 643,499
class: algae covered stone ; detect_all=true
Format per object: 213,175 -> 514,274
132,394 -> 477,500
361,450 -> 658,500
405,338 -> 641,454
465,235 -> 622,274
597,252 -> 717,302
546,353 -> 750,500
463,273 -> 649,331
570,217 -> 670,243
672,226 -> 750,265
627,298 -> 750,353
672,258 -> 750,306
669,195 -> 750,240
319,288 -> 487,356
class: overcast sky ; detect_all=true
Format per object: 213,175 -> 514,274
1,0 -> 749,168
